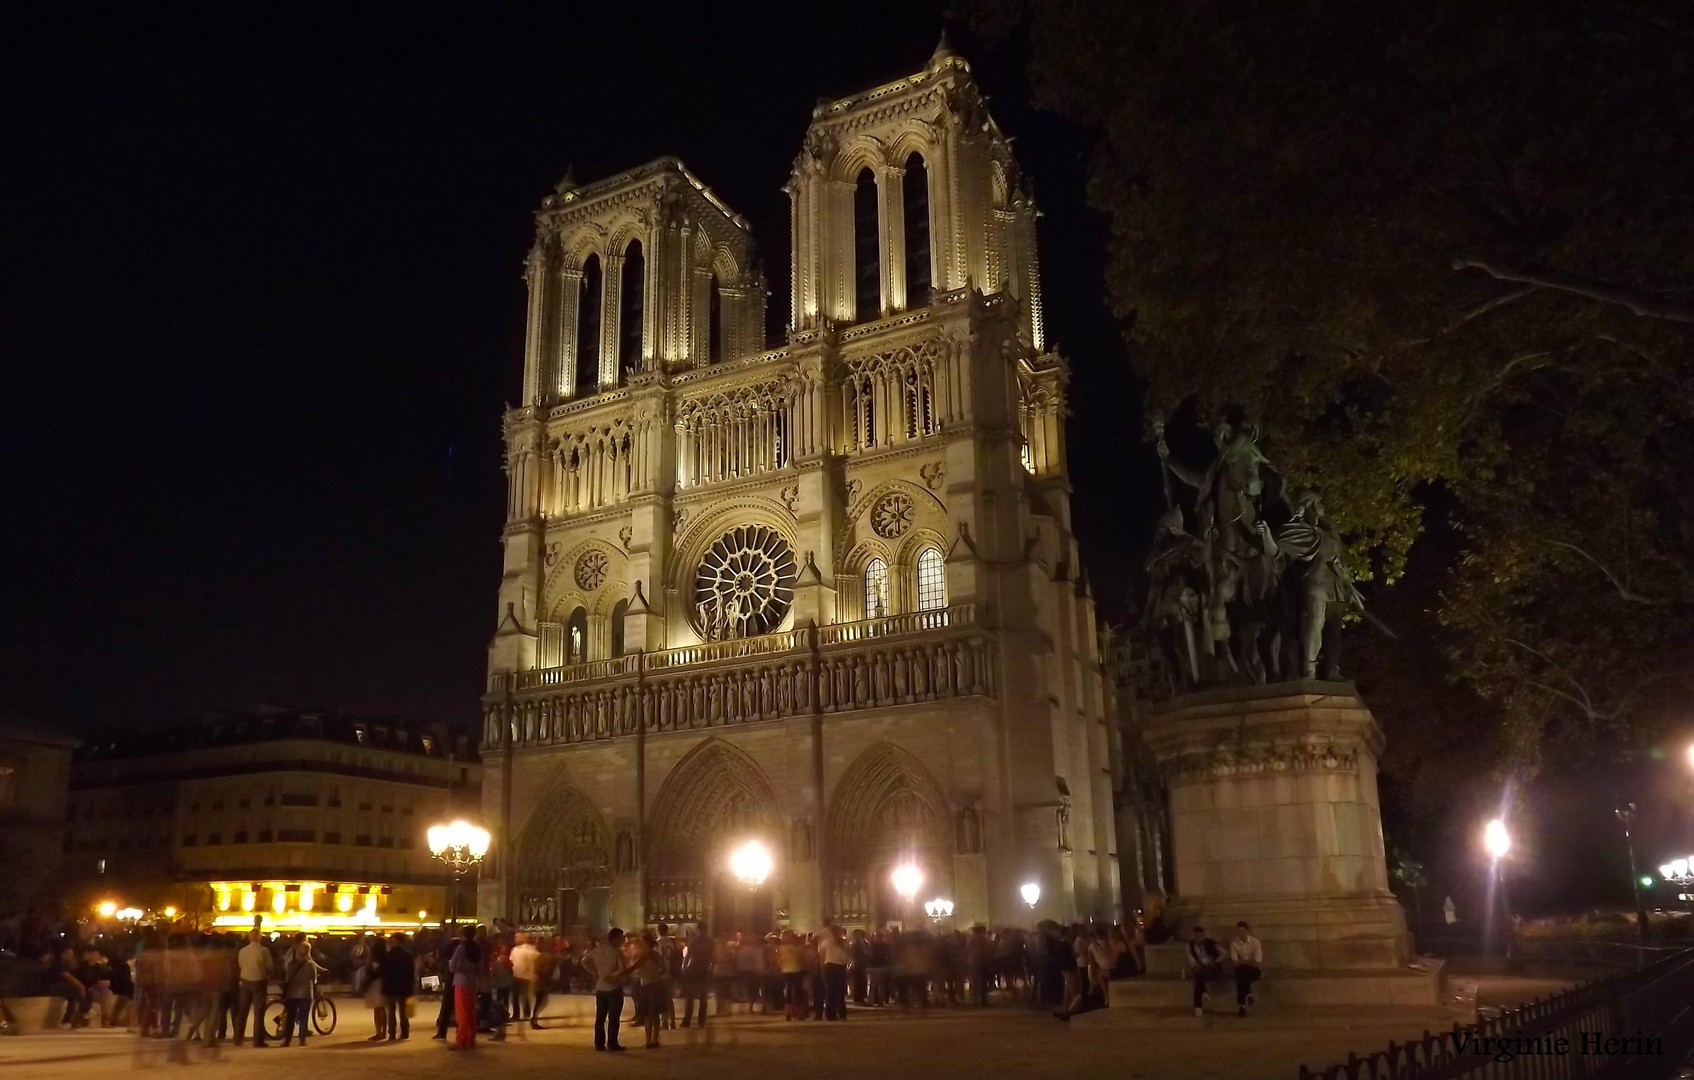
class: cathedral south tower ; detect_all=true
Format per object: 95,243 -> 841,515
479,40 -> 1119,933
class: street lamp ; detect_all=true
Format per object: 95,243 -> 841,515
1615,802 -> 1651,941
1483,818 -> 1514,959
729,840 -> 774,887
116,907 -> 143,923
96,900 -> 118,919
427,819 -> 491,927
1020,881 -> 1041,909
890,862 -> 923,925
923,897 -> 954,922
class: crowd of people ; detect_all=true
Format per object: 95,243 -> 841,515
2,909 -> 1269,1046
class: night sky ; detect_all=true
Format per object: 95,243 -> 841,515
4,5 -> 1156,736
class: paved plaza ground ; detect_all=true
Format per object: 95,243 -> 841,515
0,995 -> 1479,1080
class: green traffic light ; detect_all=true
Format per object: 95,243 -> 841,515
1642,876 -> 1656,888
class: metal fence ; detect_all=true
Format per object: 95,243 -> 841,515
1294,948 -> 1694,1080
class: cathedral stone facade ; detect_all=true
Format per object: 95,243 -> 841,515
477,42 -> 1122,934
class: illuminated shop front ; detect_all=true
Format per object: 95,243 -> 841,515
206,880 -> 442,933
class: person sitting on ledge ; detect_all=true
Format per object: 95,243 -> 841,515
1187,927 -> 1223,1017
1229,922 -> 1263,1017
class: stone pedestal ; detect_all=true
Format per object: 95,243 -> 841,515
1142,681 -> 1438,1005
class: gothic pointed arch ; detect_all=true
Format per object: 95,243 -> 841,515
646,737 -> 782,880
512,784 -> 613,927
825,740 -> 951,868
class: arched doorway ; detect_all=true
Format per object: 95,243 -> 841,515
825,741 -> 952,927
512,785 -> 613,934
645,738 -> 782,933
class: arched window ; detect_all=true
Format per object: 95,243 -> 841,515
860,375 -> 876,448
576,255 -> 602,395
610,599 -> 628,658
853,168 -> 880,322
903,153 -> 931,302
864,558 -> 890,619
916,548 -> 947,611
566,607 -> 588,664
619,240 -> 644,383
708,273 -> 723,363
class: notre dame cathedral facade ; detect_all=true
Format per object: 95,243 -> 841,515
477,41 -> 1126,934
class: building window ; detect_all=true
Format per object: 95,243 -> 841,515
577,253 -> 603,394
619,239 -> 644,383
354,727 -> 367,746
278,829 -> 315,843
398,836 -> 414,850
181,834 -> 197,847
238,797 -> 250,808
708,274 -> 723,363
234,830 -> 248,844
567,607 -> 588,664
327,787 -> 341,807
323,831 -> 341,845
854,168 -> 881,321
903,153 -> 932,302
355,834 -> 372,847
378,836 -> 394,849
206,832 -> 222,845
864,558 -> 890,619
400,805 -> 413,816
280,793 -> 318,807
916,547 -> 947,611
610,599 -> 628,658
358,801 -> 373,812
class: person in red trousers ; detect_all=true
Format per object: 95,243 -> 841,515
447,925 -> 482,1050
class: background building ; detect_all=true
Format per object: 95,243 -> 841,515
479,42 -> 1122,935
66,707 -> 481,930
0,712 -> 78,919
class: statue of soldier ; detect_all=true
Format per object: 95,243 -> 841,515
1142,505 -> 1208,692
1270,490 -> 1365,679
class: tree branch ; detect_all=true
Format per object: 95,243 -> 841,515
1544,539 -> 1675,606
1401,286 -> 1537,348
1452,257 -> 1694,323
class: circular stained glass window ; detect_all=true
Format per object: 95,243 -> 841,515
693,525 -> 797,640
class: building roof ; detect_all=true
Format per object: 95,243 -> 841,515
0,709 -> 81,748
72,707 -> 476,765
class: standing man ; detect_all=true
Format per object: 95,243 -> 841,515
1229,922 -> 1263,1017
1187,926 -> 1223,1017
509,933 -> 539,1025
235,929 -> 273,1047
582,928 -> 629,1052
818,925 -> 850,1021
380,933 -> 415,1040
678,924 -> 713,1028
432,931 -> 458,1040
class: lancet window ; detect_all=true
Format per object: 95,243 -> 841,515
576,255 -> 603,395
619,240 -> 644,383
903,154 -> 931,302
853,169 -> 880,322
675,379 -> 799,488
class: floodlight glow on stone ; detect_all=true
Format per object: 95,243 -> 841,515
1020,881 -> 1041,908
891,862 -> 924,901
729,840 -> 773,886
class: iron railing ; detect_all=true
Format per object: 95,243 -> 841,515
1293,948 -> 1694,1080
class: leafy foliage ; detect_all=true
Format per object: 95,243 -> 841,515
984,0 -> 1694,762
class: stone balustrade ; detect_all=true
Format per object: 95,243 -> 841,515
483,605 -> 992,750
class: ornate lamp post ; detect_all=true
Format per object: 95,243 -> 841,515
1658,857 -> 1694,908
1615,802 -> 1651,941
923,897 -> 954,923
427,819 -> 491,927
1483,818 -> 1514,960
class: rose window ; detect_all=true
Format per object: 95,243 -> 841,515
871,493 -> 914,538
693,525 -> 797,639
575,550 -> 609,591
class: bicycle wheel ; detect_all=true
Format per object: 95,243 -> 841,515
264,999 -> 289,1041
312,996 -> 337,1036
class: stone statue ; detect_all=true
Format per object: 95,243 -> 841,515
1142,505 -> 1208,690
1268,490 -> 1369,680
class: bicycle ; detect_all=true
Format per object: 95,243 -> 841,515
262,985 -> 337,1038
